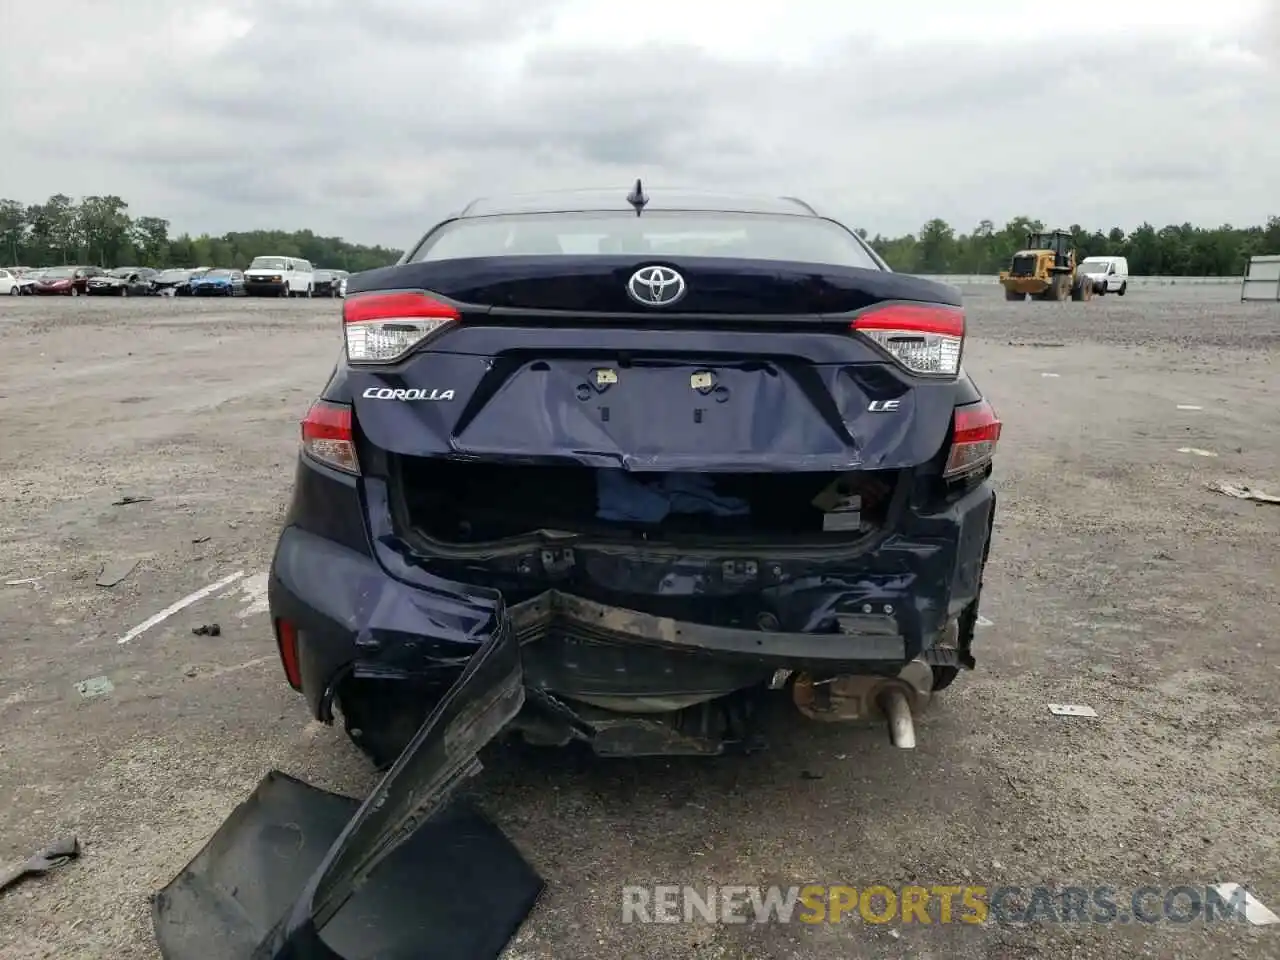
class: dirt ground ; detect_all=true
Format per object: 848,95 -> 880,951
1,286 -> 1277,959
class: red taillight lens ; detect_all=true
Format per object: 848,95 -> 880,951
343,290 -> 460,363
944,399 -> 1002,480
274,617 -> 301,690
851,303 -> 964,377
301,399 -> 359,474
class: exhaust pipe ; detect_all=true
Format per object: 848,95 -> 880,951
792,658 -> 932,749
879,687 -> 916,749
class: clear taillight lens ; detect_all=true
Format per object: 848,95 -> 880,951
852,303 -> 965,377
343,290 -> 460,363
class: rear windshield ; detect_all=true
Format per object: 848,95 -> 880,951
42,267 -> 75,279
409,211 -> 881,269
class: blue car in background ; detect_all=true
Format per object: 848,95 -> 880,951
189,268 -> 246,297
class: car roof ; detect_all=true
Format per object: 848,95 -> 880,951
454,189 -> 820,219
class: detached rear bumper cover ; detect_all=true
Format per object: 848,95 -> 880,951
154,614 -> 540,960
268,469 -> 994,719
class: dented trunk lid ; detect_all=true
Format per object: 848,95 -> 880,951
345,257 -> 962,472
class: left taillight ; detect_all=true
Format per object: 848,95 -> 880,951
343,289 -> 460,363
274,617 -> 302,690
944,398 -> 1002,480
301,399 -> 360,475
851,302 -> 964,377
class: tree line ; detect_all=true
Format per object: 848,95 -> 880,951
0,194 -> 402,273
865,215 -> 1280,277
2,194 -> 1277,277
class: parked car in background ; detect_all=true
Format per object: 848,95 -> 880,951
313,269 -> 349,298
1077,256 -> 1129,296
151,267 -> 209,296
244,256 -> 314,297
32,266 -> 105,296
15,268 -> 46,294
189,268 -> 246,297
0,268 -> 19,295
87,267 -> 158,297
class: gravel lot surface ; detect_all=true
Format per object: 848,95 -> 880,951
1,287 -> 1277,959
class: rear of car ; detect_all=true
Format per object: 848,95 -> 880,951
267,191 -> 1000,766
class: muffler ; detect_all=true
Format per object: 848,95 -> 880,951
791,659 -> 933,749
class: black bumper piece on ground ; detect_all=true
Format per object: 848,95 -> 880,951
152,621 -> 541,960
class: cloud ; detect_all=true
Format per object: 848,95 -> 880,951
2,0 -> 1276,247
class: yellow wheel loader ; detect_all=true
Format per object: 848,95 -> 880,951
998,230 -> 1097,302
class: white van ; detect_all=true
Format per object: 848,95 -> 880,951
1077,256 -> 1129,296
244,256 -> 315,298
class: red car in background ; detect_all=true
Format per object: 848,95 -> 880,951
32,266 -> 105,296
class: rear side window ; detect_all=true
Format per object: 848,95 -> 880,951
410,211 -> 881,269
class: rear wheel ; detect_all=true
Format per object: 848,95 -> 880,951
1118,282 -> 1127,296
70,287 -> 80,297
279,285 -> 290,298
120,286 -> 128,297
1004,288 -> 1023,301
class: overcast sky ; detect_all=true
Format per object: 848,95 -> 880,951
3,0 -> 1277,248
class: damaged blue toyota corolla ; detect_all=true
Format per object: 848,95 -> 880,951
265,184 -> 1000,768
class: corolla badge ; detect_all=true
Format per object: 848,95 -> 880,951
627,265 -> 686,307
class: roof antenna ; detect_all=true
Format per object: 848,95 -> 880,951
626,178 -> 648,216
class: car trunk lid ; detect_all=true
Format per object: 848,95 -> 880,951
344,257 -> 964,473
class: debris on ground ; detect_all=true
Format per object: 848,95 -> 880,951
1040,372 -> 1060,378
191,536 -> 211,544
96,559 -> 139,587
192,623 -> 222,637
5,576 -> 42,586
1206,480 -> 1280,505
976,615 -> 994,627
1177,447 -> 1218,457
76,676 -> 114,698
111,495 -> 153,506
0,837 -> 80,895
1047,703 -> 1098,718
1177,404 -> 1204,411
1008,341 -> 1065,348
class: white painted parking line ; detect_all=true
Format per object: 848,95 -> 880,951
1176,404 -> 1203,411
116,571 -> 246,645
235,571 -> 270,618
1211,884 -> 1280,926
1177,447 -> 1218,457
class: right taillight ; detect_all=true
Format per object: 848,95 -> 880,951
944,399 -> 1002,480
343,290 -> 460,363
301,399 -> 360,475
851,302 -> 964,377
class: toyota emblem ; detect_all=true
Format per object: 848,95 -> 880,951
626,265 -> 687,307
